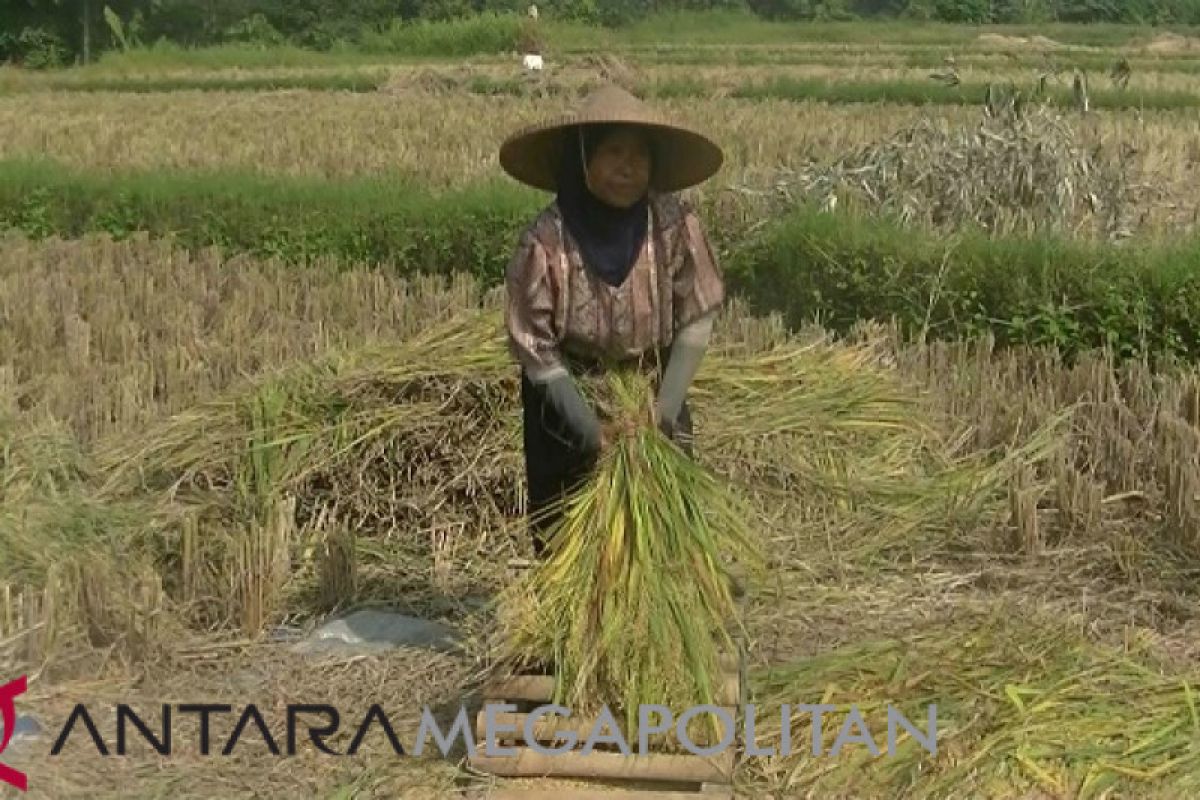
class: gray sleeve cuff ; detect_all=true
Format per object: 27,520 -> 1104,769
657,311 -> 715,425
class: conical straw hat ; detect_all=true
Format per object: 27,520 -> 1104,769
499,84 -> 724,193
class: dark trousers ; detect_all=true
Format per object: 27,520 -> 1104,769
520,369 -> 694,557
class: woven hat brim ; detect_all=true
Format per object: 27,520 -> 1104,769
499,116 -> 724,194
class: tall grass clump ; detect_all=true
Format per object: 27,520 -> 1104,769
359,13 -> 526,58
78,302 -> 1007,655
89,40 -> 357,72
0,160 -> 542,281
727,207 -> 1200,362
486,328 -> 1034,741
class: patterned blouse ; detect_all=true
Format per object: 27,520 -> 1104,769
504,192 -> 725,383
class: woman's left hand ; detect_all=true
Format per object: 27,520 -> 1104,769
655,403 -> 677,439
657,414 -> 675,439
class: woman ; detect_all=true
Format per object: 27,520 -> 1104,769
498,85 -> 726,556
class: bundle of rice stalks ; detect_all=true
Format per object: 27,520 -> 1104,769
742,606 -> 1200,799
495,368 -> 765,746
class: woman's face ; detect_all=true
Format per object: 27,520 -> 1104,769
585,126 -> 652,208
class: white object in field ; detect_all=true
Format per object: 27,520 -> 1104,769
293,608 -> 460,656
528,3 -> 538,18
1072,70 -> 1090,113
523,53 -> 544,71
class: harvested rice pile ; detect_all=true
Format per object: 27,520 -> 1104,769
771,104 -> 1144,239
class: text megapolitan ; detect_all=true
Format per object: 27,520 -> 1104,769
474,704 -> 937,758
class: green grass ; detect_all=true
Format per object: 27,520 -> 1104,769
728,205 -> 1200,362
0,158 -> 543,283
357,12 -> 527,57
20,14 -> 544,74
0,71 -> 389,94
68,40 -> 1200,78
88,40 -> 392,72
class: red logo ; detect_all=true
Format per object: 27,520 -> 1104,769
0,675 -> 28,791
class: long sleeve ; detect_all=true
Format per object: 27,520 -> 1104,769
657,203 -> 724,429
672,203 -> 726,333
505,229 -> 602,451
505,229 -> 565,383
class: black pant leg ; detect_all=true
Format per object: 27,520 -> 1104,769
520,370 -> 597,557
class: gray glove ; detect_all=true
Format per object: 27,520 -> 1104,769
542,371 -> 602,453
656,311 -> 716,432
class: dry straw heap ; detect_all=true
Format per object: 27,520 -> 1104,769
770,103 -> 1145,240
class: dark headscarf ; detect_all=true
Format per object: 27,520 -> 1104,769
555,124 -> 651,288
